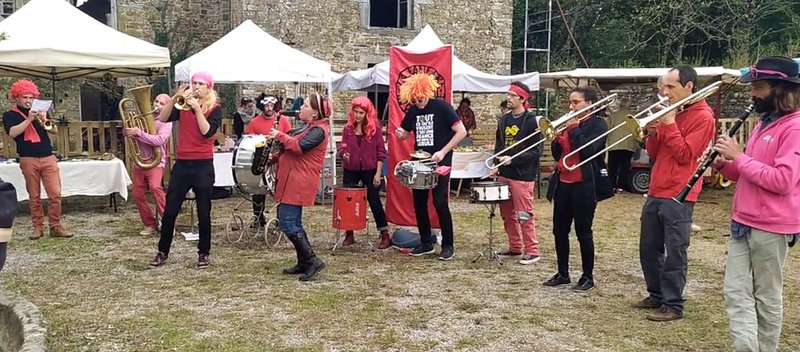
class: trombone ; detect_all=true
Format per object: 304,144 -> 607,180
560,80 -> 723,171
485,94 -> 617,170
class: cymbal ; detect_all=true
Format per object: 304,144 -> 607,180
410,150 -> 431,159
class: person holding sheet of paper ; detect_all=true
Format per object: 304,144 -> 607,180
2,80 -> 71,239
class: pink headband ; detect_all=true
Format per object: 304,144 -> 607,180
191,72 -> 214,88
155,94 -> 171,103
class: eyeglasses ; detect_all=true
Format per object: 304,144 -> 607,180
569,99 -> 587,105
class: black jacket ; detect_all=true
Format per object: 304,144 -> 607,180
546,114 -> 613,202
0,177 -> 18,239
493,111 -> 543,182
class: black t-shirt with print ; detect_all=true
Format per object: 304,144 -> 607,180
502,113 -> 525,148
3,108 -> 53,157
400,98 -> 460,166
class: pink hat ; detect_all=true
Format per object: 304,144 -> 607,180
191,71 -> 214,88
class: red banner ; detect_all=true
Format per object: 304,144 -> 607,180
385,45 -> 453,227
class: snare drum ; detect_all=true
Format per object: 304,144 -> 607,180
232,134 -> 271,196
470,181 -> 510,203
394,160 -> 439,190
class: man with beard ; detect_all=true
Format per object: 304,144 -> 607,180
712,56 -> 800,352
634,65 -> 716,321
247,93 -> 292,228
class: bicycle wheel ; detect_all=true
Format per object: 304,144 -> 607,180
264,217 -> 283,248
225,214 -> 246,243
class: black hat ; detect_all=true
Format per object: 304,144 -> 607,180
740,56 -> 800,84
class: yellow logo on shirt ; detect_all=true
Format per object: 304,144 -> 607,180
504,125 -> 520,146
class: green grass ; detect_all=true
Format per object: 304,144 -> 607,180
1,188 -> 799,351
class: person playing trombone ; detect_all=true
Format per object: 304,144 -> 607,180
634,65 -> 716,321
543,87 -> 611,292
488,82 -> 543,265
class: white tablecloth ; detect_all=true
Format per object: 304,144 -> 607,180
0,158 -> 132,201
213,152 -> 234,187
451,152 -> 491,179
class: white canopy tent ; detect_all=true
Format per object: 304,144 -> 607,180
539,67 -> 742,89
331,25 -> 540,93
174,20 -> 339,194
174,20 -> 338,84
0,0 -> 171,80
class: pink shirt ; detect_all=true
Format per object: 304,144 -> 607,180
719,109 -> 800,234
132,118 -> 172,169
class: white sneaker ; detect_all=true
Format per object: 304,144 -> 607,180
139,227 -> 157,236
691,223 -> 702,232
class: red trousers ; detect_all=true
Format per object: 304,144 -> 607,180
132,167 -> 166,229
19,155 -> 62,230
498,176 -> 539,256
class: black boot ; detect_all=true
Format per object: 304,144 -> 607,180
282,233 -> 307,275
295,231 -> 325,282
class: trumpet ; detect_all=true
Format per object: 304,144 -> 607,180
36,111 -> 57,133
485,94 -> 617,170
173,89 -> 198,110
561,81 -> 723,171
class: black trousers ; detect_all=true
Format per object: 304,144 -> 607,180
158,159 -> 215,256
412,174 -> 454,247
552,181 -> 597,279
343,169 -> 388,231
608,150 -> 634,190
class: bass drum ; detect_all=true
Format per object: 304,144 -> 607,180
232,134 -> 274,196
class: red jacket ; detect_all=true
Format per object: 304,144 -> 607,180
273,119 -> 330,206
645,100 -> 716,202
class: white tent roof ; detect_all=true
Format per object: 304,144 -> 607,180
332,25 -> 540,93
0,0 -> 170,80
174,20 -> 336,84
539,67 -> 742,88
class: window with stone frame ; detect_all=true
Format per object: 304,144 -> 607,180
1,0 -> 16,19
369,0 -> 412,29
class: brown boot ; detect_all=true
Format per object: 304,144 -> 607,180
377,230 -> 391,250
342,230 -> 355,246
29,228 -> 43,240
50,226 -> 73,238
646,306 -> 683,322
633,296 -> 662,309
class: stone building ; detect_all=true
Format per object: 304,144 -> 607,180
0,0 -> 515,123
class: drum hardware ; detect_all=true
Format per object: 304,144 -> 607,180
231,134 -> 276,196
470,181 -> 510,266
330,186 -> 373,255
472,202 -> 502,266
394,159 -> 439,190
410,150 -> 432,161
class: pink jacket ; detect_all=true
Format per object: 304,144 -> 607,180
132,119 -> 172,169
719,109 -> 800,235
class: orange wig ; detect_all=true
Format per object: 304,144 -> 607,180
398,73 -> 439,104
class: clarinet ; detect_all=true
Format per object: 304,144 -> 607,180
672,103 -> 755,204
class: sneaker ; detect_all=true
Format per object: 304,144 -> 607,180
139,227 -> 157,236
497,250 -> 522,256
572,276 -> 595,292
542,273 -> 571,287
409,243 -> 435,256
438,246 -> 455,261
519,254 -> 540,265
633,296 -> 663,309
149,252 -> 168,267
197,254 -> 210,269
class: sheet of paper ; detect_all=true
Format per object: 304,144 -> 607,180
181,232 -> 199,241
31,99 -> 52,112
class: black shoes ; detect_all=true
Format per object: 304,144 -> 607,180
409,243 -> 435,256
438,246 -> 455,261
571,276 -> 594,293
542,273 -> 571,287
283,230 -> 325,281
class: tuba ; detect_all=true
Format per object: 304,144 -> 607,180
119,85 -> 162,170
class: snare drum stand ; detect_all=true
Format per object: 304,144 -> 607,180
472,202 -> 502,266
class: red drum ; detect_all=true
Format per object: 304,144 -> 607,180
332,187 -> 367,230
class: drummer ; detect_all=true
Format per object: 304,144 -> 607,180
246,93 -> 292,228
488,82 -> 543,265
395,73 -> 467,261
338,97 -> 391,249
